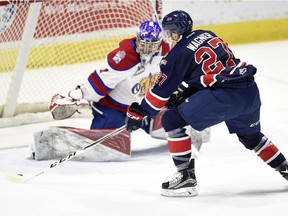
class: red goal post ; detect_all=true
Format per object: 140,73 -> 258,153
0,0 -> 162,127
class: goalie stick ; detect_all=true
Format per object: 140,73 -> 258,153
150,0 -> 161,24
6,125 -> 126,183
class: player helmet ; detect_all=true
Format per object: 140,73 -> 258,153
136,20 -> 162,64
162,10 -> 193,38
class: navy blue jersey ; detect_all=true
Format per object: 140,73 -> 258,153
141,30 -> 257,117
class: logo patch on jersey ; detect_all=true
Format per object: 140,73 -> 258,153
239,68 -> 247,75
134,65 -> 145,76
113,51 -> 126,64
131,73 -> 159,96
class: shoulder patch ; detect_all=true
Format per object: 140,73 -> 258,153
112,50 -> 126,64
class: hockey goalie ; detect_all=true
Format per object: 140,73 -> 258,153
29,20 -> 211,161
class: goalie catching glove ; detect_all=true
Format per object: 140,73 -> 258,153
49,88 -> 90,120
125,102 -> 149,132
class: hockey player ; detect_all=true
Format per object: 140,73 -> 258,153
31,20 -> 210,161
125,10 -> 288,197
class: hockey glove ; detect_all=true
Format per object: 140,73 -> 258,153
165,82 -> 198,109
125,102 -> 148,132
49,92 -> 89,120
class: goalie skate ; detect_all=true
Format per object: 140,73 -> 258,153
161,159 -> 198,197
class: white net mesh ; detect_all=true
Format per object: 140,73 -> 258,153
0,0 -> 160,123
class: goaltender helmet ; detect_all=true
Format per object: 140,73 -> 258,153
136,20 -> 162,64
162,10 -> 193,38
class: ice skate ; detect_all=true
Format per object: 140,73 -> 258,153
276,161 -> 288,181
161,159 -> 198,197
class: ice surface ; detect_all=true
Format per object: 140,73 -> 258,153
0,41 -> 288,216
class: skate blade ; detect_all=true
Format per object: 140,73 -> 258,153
161,187 -> 198,197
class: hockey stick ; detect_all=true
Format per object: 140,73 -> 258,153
6,125 -> 126,183
150,0 -> 162,24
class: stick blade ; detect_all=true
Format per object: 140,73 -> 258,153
6,173 -> 26,183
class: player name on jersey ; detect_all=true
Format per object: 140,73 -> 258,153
186,32 -> 213,52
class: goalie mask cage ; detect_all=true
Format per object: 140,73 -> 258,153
0,0 -> 162,127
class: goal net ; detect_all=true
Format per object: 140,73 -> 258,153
0,0 -> 162,127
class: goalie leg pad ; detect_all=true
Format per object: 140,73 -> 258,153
200,127 -> 211,143
30,127 -> 131,161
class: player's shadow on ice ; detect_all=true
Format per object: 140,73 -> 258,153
236,188 -> 288,196
200,187 -> 288,198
